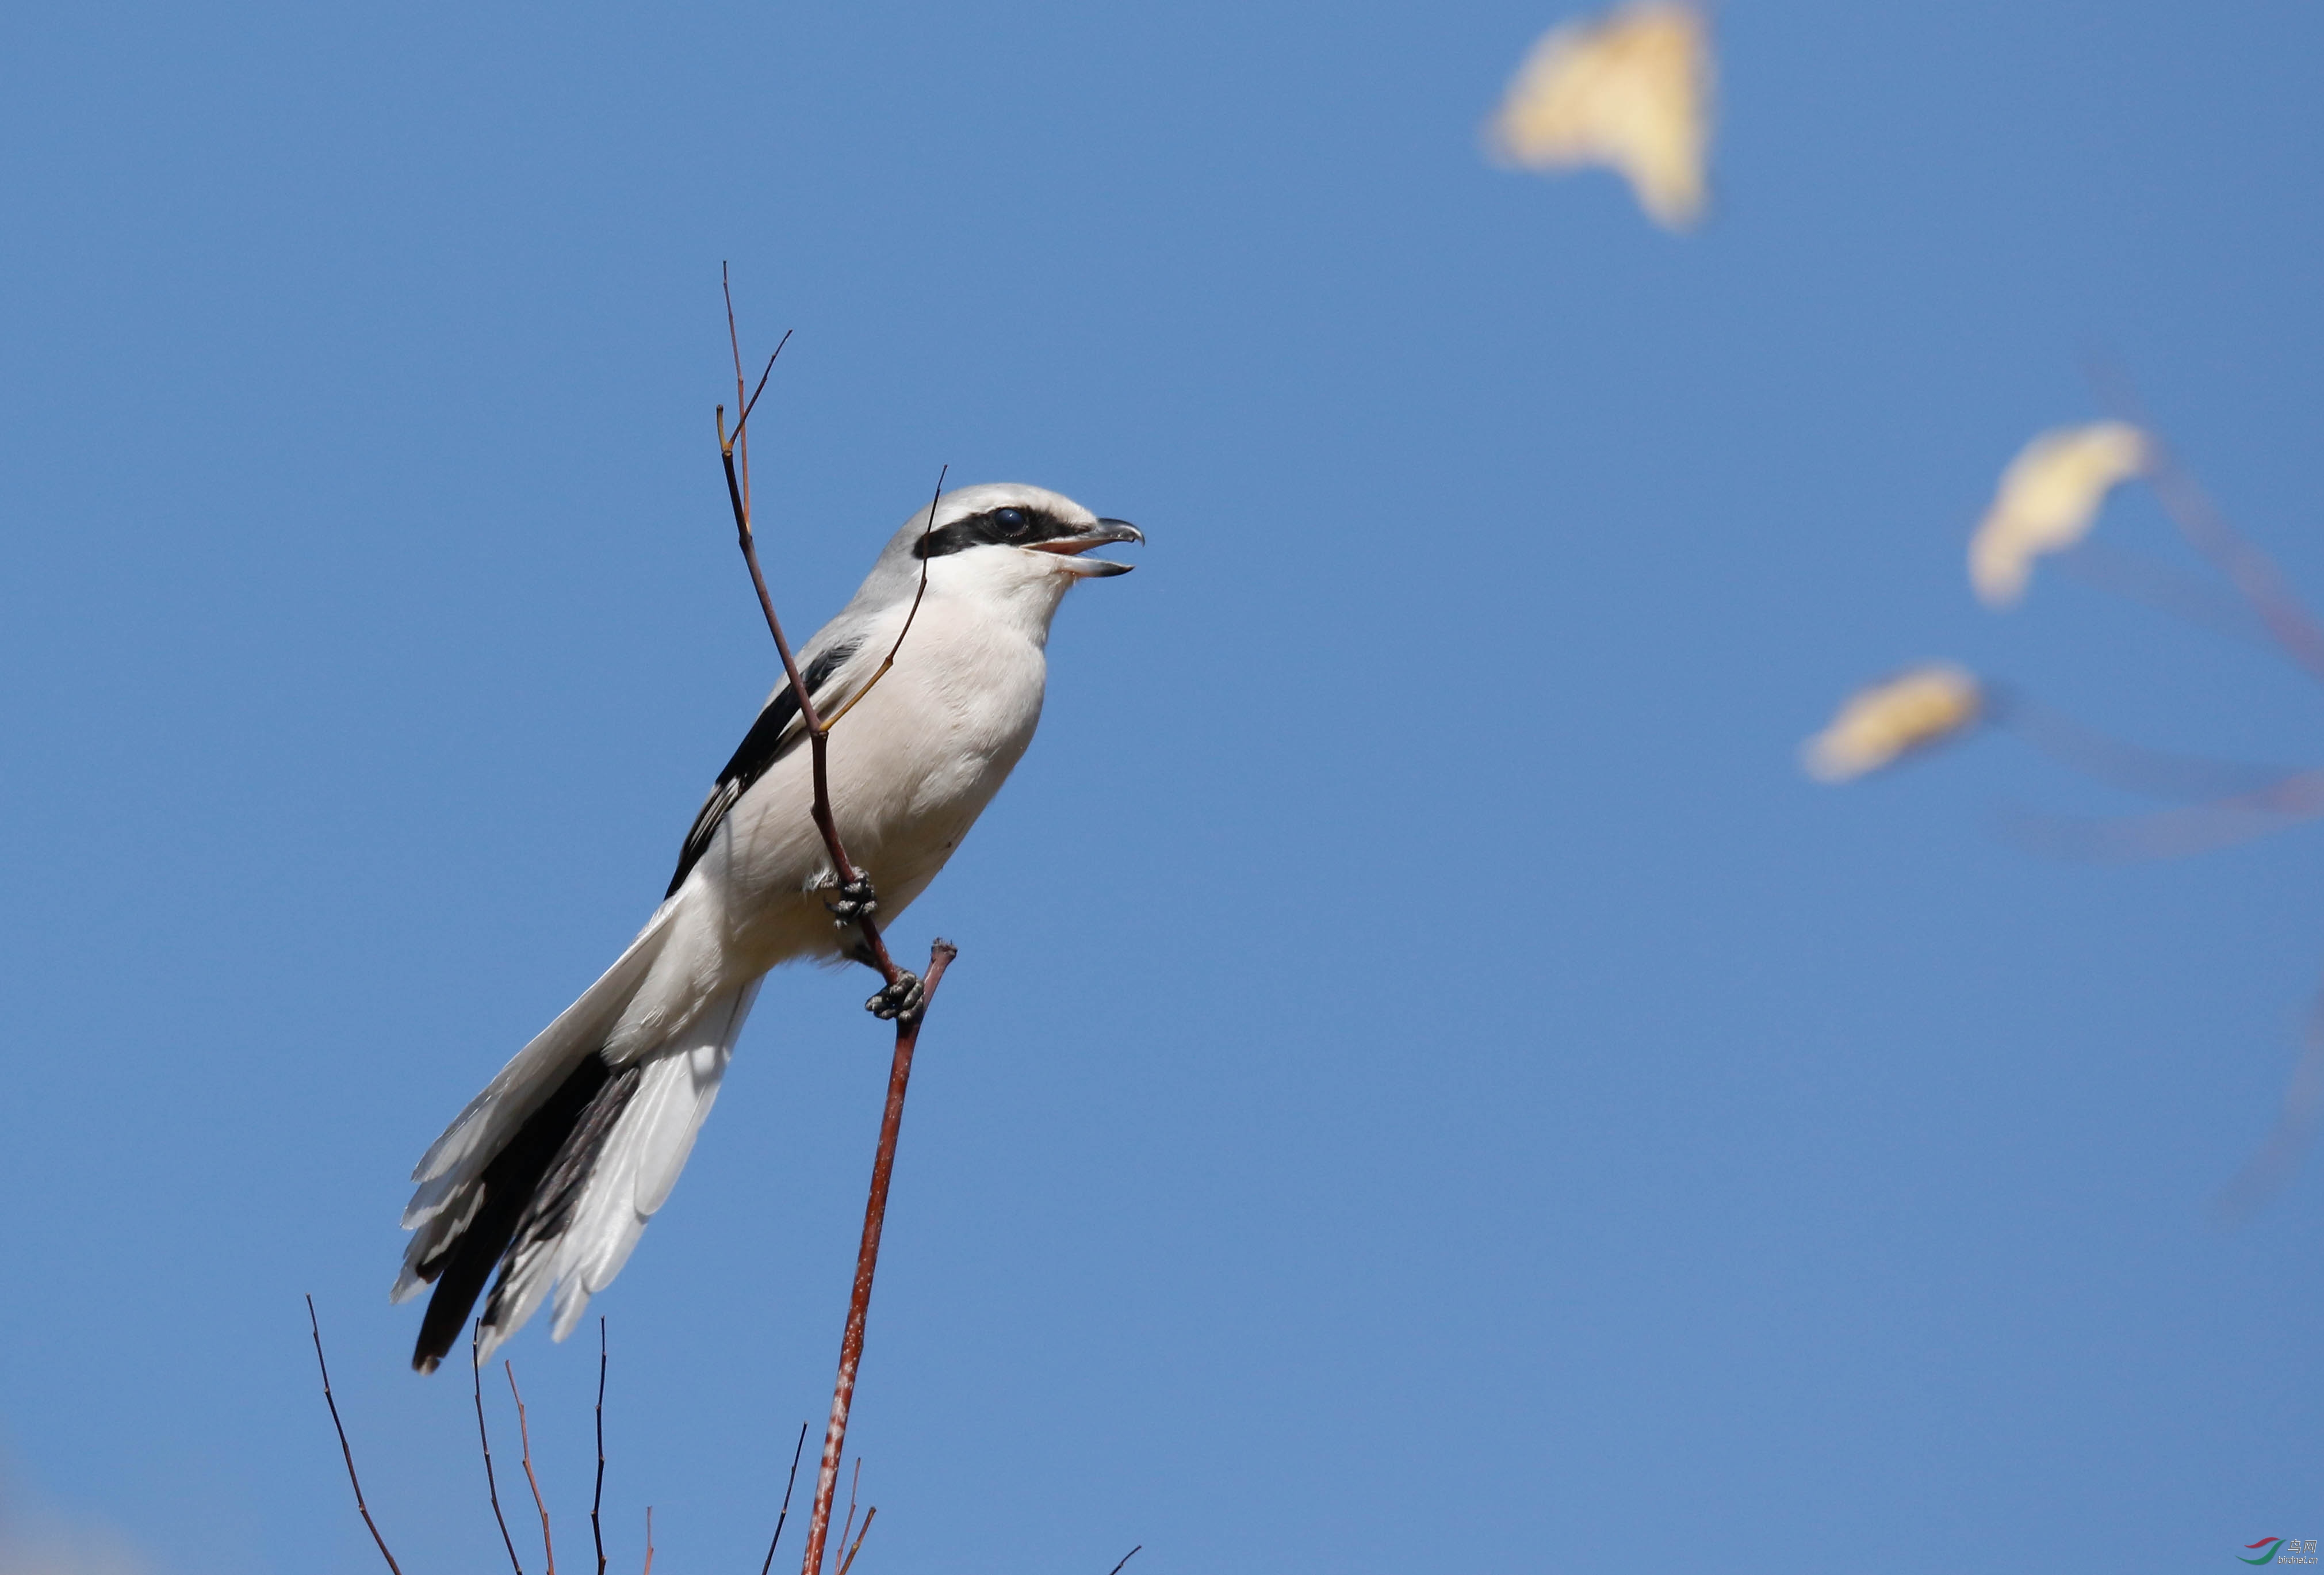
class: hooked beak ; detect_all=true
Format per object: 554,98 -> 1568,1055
1029,517 -> 1144,578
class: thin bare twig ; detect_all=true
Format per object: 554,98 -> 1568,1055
593,1319 -> 608,1575
723,263 -> 780,519
710,313 -> 921,991
475,1324 -> 526,1575
641,1507 -> 654,1575
507,1362 -> 557,1575
1995,767 -> 2324,863
733,347 -> 783,449
798,940 -> 958,1575
1993,691 -> 2301,804
2085,360 -> 2324,686
2056,541 -> 2275,651
818,464 -> 948,732
714,407 -> 902,985
830,1460 -> 862,1575
2147,446 -> 2324,685
305,1296 -> 405,1575
759,1422 -> 811,1575
834,1505 -> 878,1575
2214,972 -> 2324,1225
1105,1547 -> 1143,1575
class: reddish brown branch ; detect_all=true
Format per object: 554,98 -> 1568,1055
641,1507 -> 655,1575
507,1363 -> 557,1575
474,1324 -> 527,1575
798,939 -> 957,1575
304,1295 -> 405,1575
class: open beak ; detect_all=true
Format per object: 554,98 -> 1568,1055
1029,517 -> 1144,578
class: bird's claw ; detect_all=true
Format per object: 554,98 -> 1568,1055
864,972 -> 924,1022
826,874 -> 878,927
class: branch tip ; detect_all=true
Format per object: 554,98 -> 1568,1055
475,1322 -> 526,1575
306,1295 -> 405,1575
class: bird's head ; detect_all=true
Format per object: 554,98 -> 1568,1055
862,483 -> 1142,617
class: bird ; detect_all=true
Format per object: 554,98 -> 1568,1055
393,482 -> 1141,1373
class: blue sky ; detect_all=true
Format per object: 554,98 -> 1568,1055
4,2 -> 2323,1571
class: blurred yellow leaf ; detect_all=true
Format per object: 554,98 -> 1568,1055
1802,665 -> 1984,783
1969,422 -> 2150,607
1484,2 -> 1713,231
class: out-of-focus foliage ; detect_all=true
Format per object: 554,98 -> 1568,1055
1969,422 -> 2151,607
1483,1 -> 1713,231
0,1484 -> 147,1575
1802,664 -> 1985,783
1814,405 -> 2324,1211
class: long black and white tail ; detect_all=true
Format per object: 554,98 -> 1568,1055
395,913 -> 760,1372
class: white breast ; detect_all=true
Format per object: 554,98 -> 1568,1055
707,589 -> 1051,973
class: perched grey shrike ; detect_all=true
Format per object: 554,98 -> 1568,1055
395,483 -> 1140,1373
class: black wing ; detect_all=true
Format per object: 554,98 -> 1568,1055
665,640 -> 860,897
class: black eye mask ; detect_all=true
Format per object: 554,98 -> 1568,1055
912,506 -> 1090,559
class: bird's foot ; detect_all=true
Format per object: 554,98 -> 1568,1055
825,874 -> 878,927
864,972 -> 924,1023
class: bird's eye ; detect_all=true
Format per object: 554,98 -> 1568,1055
990,507 -> 1028,537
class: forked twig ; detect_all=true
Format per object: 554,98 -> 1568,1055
594,1318 -> 609,1575
2068,365 -> 2324,1207
475,1324 -> 526,1575
830,1460 -> 862,1574
759,1422 -> 811,1575
714,278 -> 912,991
2086,361 -> 2324,685
710,285 -> 960,1575
305,1296 -> 405,1575
2145,444 -> 2324,685
834,1505 -> 878,1575
507,1362 -> 557,1575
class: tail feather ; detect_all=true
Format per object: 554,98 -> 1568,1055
395,905 -> 680,1307
403,973 -> 761,1373
408,1051 -> 626,1372
546,980 -> 759,1342
473,1058 -> 646,1356
408,903 -> 681,1204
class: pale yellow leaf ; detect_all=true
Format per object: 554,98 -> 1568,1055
1484,2 -> 1713,231
1969,422 -> 2150,607
1802,665 -> 1984,783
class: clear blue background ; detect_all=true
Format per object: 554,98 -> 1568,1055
3,2 -> 2322,1570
